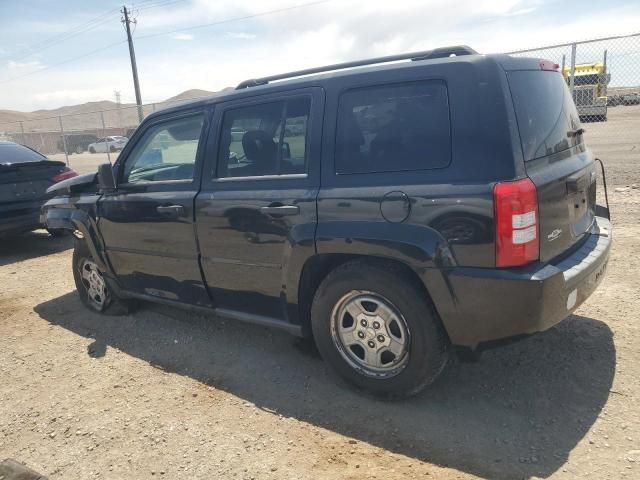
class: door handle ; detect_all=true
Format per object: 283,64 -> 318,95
156,205 -> 185,216
260,205 -> 300,216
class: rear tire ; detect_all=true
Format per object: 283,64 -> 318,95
311,260 -> 450,398
72,238 -> 133,315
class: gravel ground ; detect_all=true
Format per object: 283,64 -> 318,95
1,107 -> 639,479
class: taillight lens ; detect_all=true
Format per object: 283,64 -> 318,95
52,167 -> 78,183
539,59 -> 559,71
494,178 -> 539,267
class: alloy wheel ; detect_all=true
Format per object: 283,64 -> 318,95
330,290 -> 410,378
80,259 -> 109,310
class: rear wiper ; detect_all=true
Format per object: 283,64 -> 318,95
567,128 -> 585,138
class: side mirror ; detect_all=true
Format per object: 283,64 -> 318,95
97,163 -> 116,192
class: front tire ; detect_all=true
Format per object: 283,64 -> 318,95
72,238 -> 132,315
89,147 -> 96,154
311,260 -> 450,398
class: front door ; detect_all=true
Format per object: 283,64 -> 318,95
195,89 -> 323,319
98,109 -> 211,306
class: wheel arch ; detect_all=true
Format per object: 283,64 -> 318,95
295,252 -> 453,343
43,196 -> 112,276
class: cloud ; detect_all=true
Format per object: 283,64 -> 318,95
7,60 -> 43,70
172,33 -> 194,40
226,32 -> 257,40
507,7 -> 537,16
2,0 -> 640,111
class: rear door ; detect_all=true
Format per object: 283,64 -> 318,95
508,68 -> 597,261
195,88 -> 323,320
98,108 -> 211,305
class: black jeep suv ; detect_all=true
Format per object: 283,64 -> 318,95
43,46 -> 611,397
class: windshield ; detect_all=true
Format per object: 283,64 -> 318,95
0,142 -> 47,165
571,74 -> 600,86
508,70 -> 582,161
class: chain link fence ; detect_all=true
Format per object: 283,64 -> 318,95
507,33 -> 640,122
0,97 -> 197,174
506,32 -> 640,189
1,32 -> 639,175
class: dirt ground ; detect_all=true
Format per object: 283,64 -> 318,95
1,106 -> 639,479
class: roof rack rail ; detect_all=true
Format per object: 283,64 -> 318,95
235,45 -> 478,89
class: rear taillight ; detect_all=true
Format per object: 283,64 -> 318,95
494,178 -> 539,267
52,167 -> 78,183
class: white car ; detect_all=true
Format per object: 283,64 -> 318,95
88,136 -> 128,153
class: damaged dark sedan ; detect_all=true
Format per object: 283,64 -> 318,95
0,141 -> 77,237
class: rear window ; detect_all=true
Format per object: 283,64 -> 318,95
0,143 -> 46,165
335,81 -> 451,174
508,70 -> 582,161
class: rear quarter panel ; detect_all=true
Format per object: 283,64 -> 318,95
317,56 -> 521,268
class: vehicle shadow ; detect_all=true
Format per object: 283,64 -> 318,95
0,230 -> 72,267
35,293 -> 615,479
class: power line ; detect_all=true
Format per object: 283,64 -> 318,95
0,0 -> 332,85
136,0 -> 189,11
136,0 -> 331,40
10,7 -> 121,62
130,0 -> 175,7
0,40 -> 126,84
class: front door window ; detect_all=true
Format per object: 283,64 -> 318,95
123,114 -> 204,183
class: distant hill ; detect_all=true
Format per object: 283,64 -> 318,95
30,100 -> 121,117
164,89 -> 217,103
0,109 -> 34,125
0,89 -> 229,132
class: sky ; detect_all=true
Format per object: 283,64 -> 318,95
0,0 -> 639,112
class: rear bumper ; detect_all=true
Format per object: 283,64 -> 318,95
0,199 -> 46,236
0,211 -> 42,236
439,216 -> 612,347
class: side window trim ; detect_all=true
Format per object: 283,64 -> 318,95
116,108 -> 210,187
213,173 -> 308,183
212,92 -> 314,182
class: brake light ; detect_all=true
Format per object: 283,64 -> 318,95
539,59 -> 559,71
494,178 -> 539,267
52,167 -> 78,183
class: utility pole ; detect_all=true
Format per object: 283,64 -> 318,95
121,5 -> 144,123
114,90 -> 122,128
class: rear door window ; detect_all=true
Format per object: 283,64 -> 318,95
216,96 -> 311,178
335,81 -> 451,174
508,70 -> 582,161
